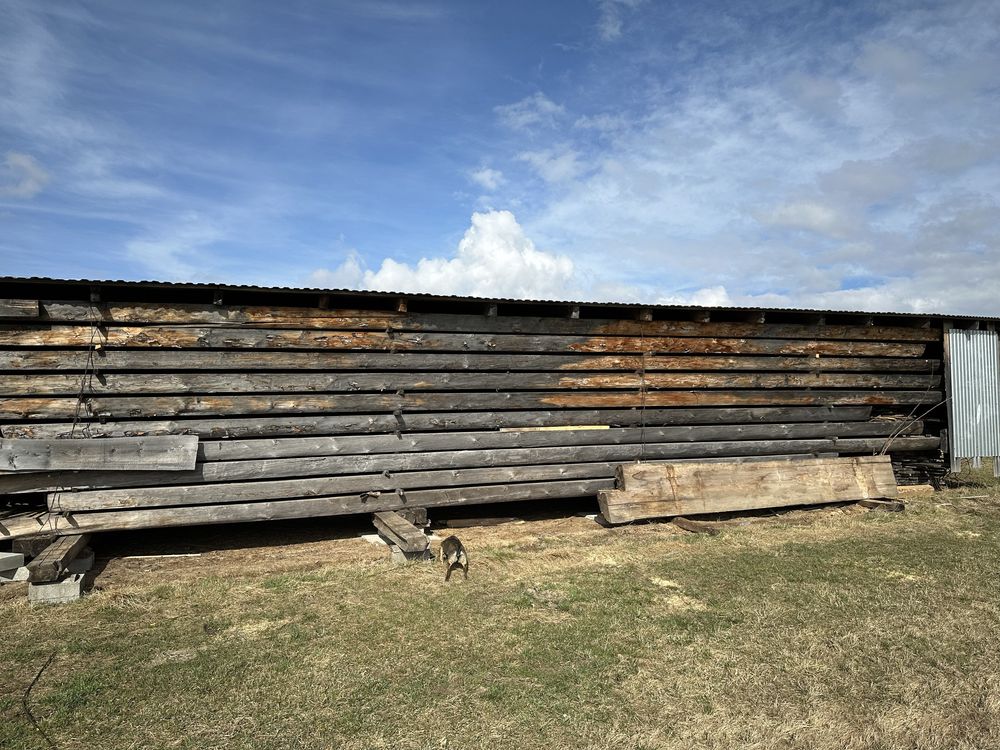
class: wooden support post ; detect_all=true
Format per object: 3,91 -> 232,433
372,511 -> 428,554
27,534 -> 91,583
941,320 -> 958,473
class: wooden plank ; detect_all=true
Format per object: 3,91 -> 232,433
196,420 -> 922,462
0,370 -> 941,396
35,300 -> 941,341
0,349 -> 940,372
18,479 -> 619,537
0,325 -> 929,356
0,389 -> 942,420
0,405 -> 875,440
372,511 -> 428,553
597,456 -> 898,524
18,435 -> 939,496
0,299 -> 39,318
26,534 -> 90,582
0,436 -> 198,471
44,462 -> 688,511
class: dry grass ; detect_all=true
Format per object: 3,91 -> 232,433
2,475 -> 1000,750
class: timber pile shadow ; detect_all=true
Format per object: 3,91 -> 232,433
0,278 -> 948,544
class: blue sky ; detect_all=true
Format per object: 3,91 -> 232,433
1,1 -> 998,313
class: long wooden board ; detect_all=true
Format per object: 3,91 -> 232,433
0,436 -> 198,471
598,456 -> 898,524
0,389 -> 941,420
13,479 -> 619,537
196,420 -> 921,462
10,435 -> 938,495
0,326 -> 928,356
0,350 -> 940,372
0,405 -> 875,440
34,300 -> 940,341
0,370 -> 941,396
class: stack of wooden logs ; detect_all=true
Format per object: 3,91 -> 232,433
0,289 -> 944,539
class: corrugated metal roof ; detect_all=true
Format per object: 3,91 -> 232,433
0,275 -> 994,321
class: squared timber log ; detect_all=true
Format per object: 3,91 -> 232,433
27,534 -> 91,583
0,436 -> 198,472
598,456 -> 898,524
372,511 -> 429,554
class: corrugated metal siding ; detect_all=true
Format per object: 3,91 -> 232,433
948,328 -> 1000,474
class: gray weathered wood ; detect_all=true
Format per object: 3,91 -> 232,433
0,370 -> 941,396
35,299 -> 941,341
0,325 -> 929,356
0,349 -> 940,373
0,406 -> 875,440
20,479 -> 619,537
0,436 -> 198,471
0,299 -> 39,318
598,456 -> 898,524
26,534 -> 91,582
0,389 -> 942,420
372,511 -> 428,553
196,420 -> 921,462
18,435 -> 939,496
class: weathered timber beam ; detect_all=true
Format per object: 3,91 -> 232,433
0,436 -> 198,471
24,479 -> 618,538
0,389 -> 942,420
0,326 -> 929,356
196,420 -> 923,462
19,435 -> 941,495
0,370 -> 942,396
599,456 -> 898,524
34,300 -> 941,341
48,446 -> 903,511
50,462 -> 626,510
372,511 -> 428,553
0,406 -> 874,440
0,299 -> 39,318
0,350 -> 941,373
26,534 -> 90,582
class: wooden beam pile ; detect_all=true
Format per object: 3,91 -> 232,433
0,294 -> 944,538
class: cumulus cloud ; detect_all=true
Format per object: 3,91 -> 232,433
468,167 -> 505,191
495,92 -> 564,131
310,210 -> 577,299
0,151 -> 49,198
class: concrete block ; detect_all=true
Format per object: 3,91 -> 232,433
389,544 -> 433,564
66,547 -> 95,574
28,573 -> 84,605
0,566 -> 29,583
0,551 -> 25,571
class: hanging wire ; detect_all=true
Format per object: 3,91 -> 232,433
69,304 -> 103,438
879,359 -> 945,455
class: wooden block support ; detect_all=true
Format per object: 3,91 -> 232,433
27,534 -> 91,583
372,511 -> 429,554
0,435 -> 198,472
598,456 -> 898,524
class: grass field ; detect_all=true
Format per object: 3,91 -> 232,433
3,469 -> 1000,750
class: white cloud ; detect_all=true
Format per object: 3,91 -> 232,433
757,200 -> 856,238
495,92 -> 564,131
0,151 -> 49,198
311,210 -> 577,299
596,0 -> 644,42
518,147 -> 584,184
468,167 -> 505,191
